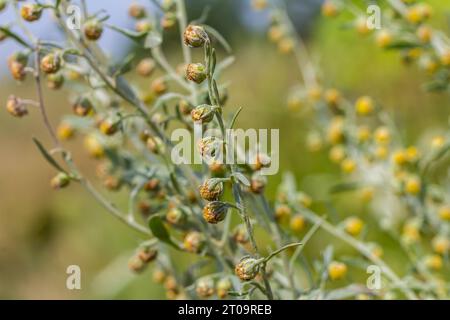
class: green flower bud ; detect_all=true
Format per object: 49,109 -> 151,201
128,3 -> 147,19
50,173 -> 71,190
8,52 -> 29,81
235,256 -> 262,281
47,73 -> 65,90
146,136 -> 166,154
197,136 -> 223,159
216,278 -> 232,299
40,53 -> 61,74
199,178 -> 224,201
6,96 -> 27,118
186,63 -> 207,84
191,104 -> 215,123
202,201 -> 229,224
183,25 -> 208,48
84,19 -> 103,41
73,97 -> 93,117
166,207 -> 186,225
20,4 -> 42,22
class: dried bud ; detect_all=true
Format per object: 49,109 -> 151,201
84,19 -> 103,41
186,63 -> 207,84
6,96 -> 27,118
183,231 -> 206,254
191,104 -> 215,123
47,73 -> 65,90
128,3 -> 147,19
202,201 -> 229,224
183,25 -> 208,48
196,278 -> 215,298
21,4 -> 42,22
199,179 -> 224,201
73,97 -> 93,117
235,256 -> 262,281
166,208 -> 186,225
50,173 -> 71,190
40,53 -> 61,74
136,58 -> 156,77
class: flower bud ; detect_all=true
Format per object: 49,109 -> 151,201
166,207 -> 186,225
73,97 -> 93,117
8,52 -> 28,81
84,135 -> 104,158
128,3 -> 147,19
216,278 -> 232,299
135,20 -> 152,33
137,247 -> 158,263
128,256 -> 146,273
321,0 -> 339,17
199,179 -> 224,201
20,4 -> 42,22
191,104 -> 215,123
186,63 -> 207,84
136,58 -> 156,77
198,136 -> 223,159
183,231 -> 206,253
233,225 -> 249,244
178,99 -> 193,115
161,13 -> 177,29
250,174 -> 267,194
438,205 -> 450,221
355,96 -> 374,116
47,73 -> 65,90
235,256 -> 261,281
196,278 -> 215,298
251,0 -> 267,11
84,19 -> 103,41
99,118 -> 119,136
203,201 -> 229,224
252,153 -> 271,171
40,53 -> 61,74
152,268 -> 166,284
184,25 -> 208,48
424,254 -> 443,271
328,261 -> 347,280
103,176 -> 122,191
57,122 -> 75,140
147,136 -> 165,154
151,78 -> 168,95
6,96 -> 27,118
344,216 -> 364,236
290,214 -> 305,233
50,173 -> 71,190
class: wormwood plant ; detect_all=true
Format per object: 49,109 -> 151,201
1,0 -> 449,300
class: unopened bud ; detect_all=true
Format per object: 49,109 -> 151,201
183,25 -> 208,48
84,19 -> 103,41
196,278 -> 215,298
47,73 -> 65,90
186,63 -> 207,84
183,231 -> 205,254
199,179 -> 224,201
40,53 -> 61,74
20,4 -> 42,22
203,201 -> 229,224
166,207 -> 186,225
73,97 -> 93,117
128,3 -> 147,19
235,256 -> 262,281
136,58 -> 156,77
6,96 -> 27,118
50,173 -> 71,190
191,104 -> 215,123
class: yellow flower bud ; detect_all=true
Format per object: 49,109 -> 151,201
328,261 -> 347,280
344,216 -> 364,236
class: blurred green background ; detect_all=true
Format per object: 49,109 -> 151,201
0,0 -> 449,299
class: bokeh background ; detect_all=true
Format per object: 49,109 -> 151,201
0,0 -> 449,299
